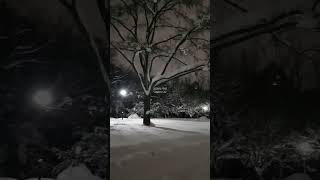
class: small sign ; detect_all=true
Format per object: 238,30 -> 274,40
153,86 -> 168,94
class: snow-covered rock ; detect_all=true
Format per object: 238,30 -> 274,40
285,173 -> 312,180
128,113 -> 140,119
57,164 -> 103,180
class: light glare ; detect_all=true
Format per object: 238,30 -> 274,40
33,90 -> 53,106
202,105 -> 209,112
119,89 -> 128,97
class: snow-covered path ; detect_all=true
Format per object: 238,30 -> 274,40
110,118 -> 210,180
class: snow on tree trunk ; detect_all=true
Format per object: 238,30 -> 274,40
143,94 -> 151,126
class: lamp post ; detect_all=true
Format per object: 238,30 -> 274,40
119,89 -> 128,119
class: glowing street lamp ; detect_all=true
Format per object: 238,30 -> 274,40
202,104 -> 209,112
119,89 -> 128,97
33,89 -> 53,107
119,89 -> 129,119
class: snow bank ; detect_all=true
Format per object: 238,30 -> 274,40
285,173 -> 312,180
57,164 -> 102,180
199,116 -> 209,121
128,113 -> 140,119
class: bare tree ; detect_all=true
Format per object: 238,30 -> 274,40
111,0 -> 209,125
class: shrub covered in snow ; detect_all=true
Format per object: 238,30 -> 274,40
52,132 -> 108,178
213,127 -> 320,179
129,97 -> 209,119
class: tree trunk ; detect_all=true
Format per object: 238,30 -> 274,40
143,94 -> 151,126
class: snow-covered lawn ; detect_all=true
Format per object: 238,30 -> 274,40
110,118 -> 209,147
110,118 -> 210,180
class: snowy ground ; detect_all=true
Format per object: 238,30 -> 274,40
110,118 -> 210,180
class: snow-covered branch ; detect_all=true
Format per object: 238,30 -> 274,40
148,54 -> 187,80
152,62 -> 207,88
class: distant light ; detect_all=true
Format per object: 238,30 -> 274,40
33,90 -> 53,107
202,105 -> 209,112
119,89 -> 128,97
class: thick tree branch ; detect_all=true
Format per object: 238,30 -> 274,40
149,54 -> 187,78
154,63 -> 206,87
213,22 -> 298,50
111,22 -> 126,41
152,34 -> 182,47
112,17 -> 139,42
222,0 -> 248,13
212,10 -> 302,43
147,1 -> 178,43
111,43 -> 133,64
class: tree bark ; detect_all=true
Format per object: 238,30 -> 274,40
143,94 -> 151,126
